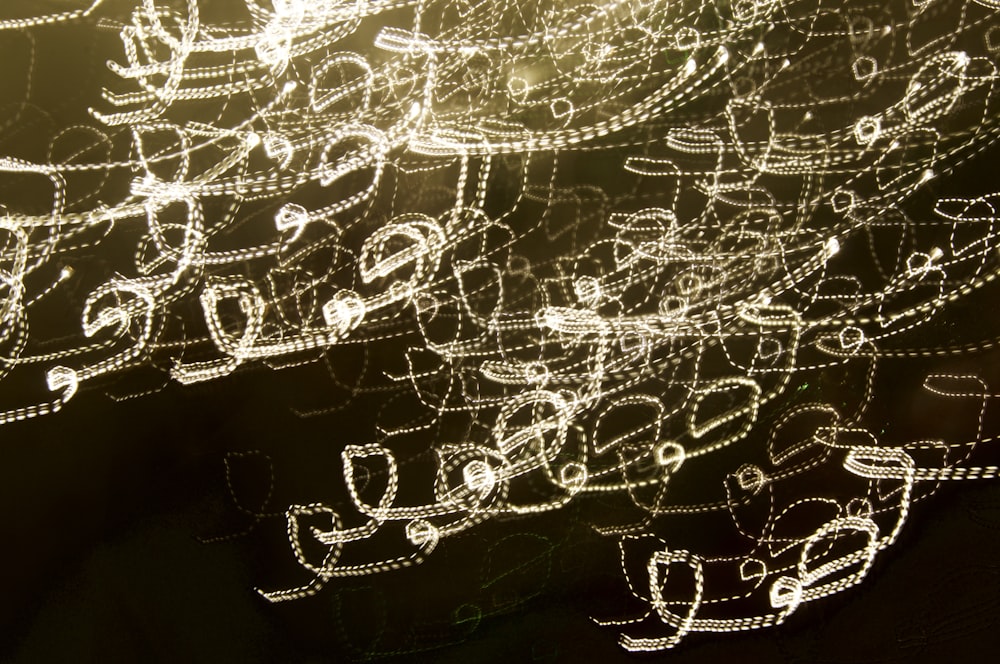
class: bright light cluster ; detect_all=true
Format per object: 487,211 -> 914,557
2,0 -> 1000,652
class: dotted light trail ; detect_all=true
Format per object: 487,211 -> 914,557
2,0 -> 1000,652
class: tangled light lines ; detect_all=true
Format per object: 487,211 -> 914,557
3,0 -> 1000,653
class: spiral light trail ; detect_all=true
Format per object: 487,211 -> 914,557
3,0 -> 1000,653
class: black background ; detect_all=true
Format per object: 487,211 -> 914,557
3,1 -> 1000,662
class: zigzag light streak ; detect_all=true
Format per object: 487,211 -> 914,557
2,0 -> 1000,652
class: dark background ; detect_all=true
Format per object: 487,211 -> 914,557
2,362 -> 1000,664
2,1 -> 1000,663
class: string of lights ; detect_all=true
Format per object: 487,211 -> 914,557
2,0 -> 1000,653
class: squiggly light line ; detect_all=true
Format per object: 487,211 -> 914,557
2,0 -> 1000,652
